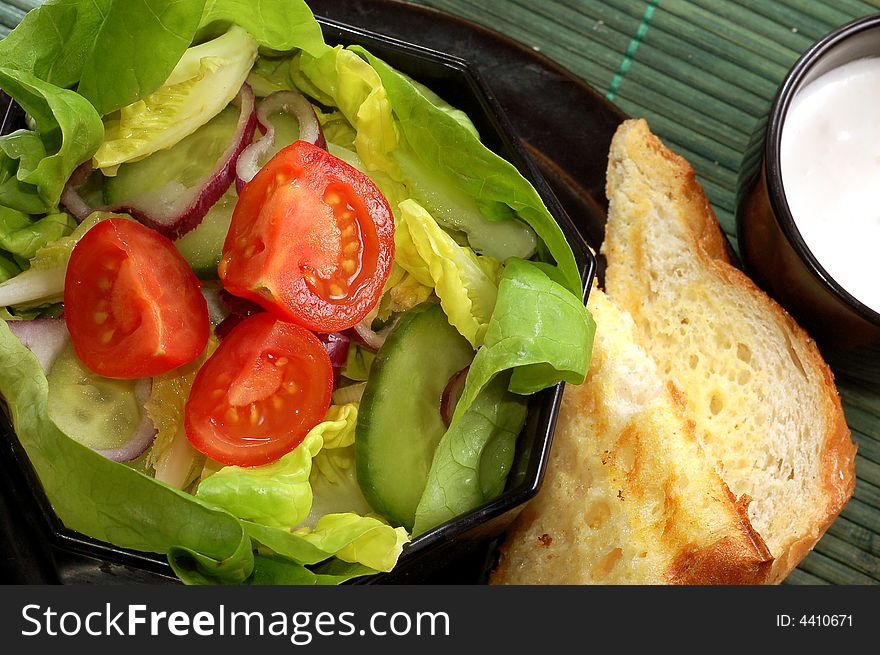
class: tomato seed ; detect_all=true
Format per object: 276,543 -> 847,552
93,311 -> 108,324
100,329 -> 115,344
225,407 -> 239,423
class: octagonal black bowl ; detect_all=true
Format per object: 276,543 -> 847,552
0,15 -> 595,584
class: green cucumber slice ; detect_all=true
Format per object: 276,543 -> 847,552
173,188 -> 237,278
355,302 -> 474,530
46,343 -> 146,456
103,105 -> 241,206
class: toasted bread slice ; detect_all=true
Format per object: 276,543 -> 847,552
490,287 -> 773,584
601,118 -> 857,583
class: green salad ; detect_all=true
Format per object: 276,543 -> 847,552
0,0 -> 595,584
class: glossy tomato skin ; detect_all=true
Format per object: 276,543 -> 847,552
64,216 -> 209,378
219,140 -> 394,332
184,311 -> 333,467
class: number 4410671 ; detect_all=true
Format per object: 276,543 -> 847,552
776,614 -> 853,627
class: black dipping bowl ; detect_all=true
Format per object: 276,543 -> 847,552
736,13 -> 880,384
0,17 -> 595,584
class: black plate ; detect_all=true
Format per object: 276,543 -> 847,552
0,0 -> 622,585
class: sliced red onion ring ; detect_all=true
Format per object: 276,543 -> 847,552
348,315 -> 399,353
316,331 -> 351,388
214,289 -> 264,339
235,90 -> 325,190
6,317 -> 70,373
59,163 -> 94,222
96,377 -> 156,463
441,366 -> 469,428
62,85 -> 257,240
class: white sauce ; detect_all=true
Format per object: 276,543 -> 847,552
780,57 -> 880,314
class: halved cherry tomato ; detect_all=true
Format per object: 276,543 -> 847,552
64,216 -> 209,378
218,140 -> 394,332
184,311 -> 333,467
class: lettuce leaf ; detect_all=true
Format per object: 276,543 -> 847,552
355,48 -> 581,286
0,208 -> 74,261
413,370 -> 527,536
396,198 -> 499,347
199,0 -> 329,57
196,404 -> 374,530
0,67 -> 103,214
452,258 -> 596,425
76,0 -> 207,117
196,428 -> 321,529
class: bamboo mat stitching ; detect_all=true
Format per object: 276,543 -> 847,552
606,0 -> 660,101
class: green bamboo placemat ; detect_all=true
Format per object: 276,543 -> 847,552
1,0 -> 879,586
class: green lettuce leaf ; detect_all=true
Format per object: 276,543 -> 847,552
199,0 -> 329,57
413,370 -> 527,536
396,198 -> 499,347
356,48 -> 581,285
93,25 -> 259,172
0,208 -> 74,261
77,0 -> 207,117
0,67 -> 104,214
452,258 -> 596,424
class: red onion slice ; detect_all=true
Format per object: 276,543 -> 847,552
441,366 -> 469,428
348,315 -> 399,353
235,90 -> 325,190
61,85 -> 257,240
213,289 -> 265,339
316,331 -> 351,388
6,317 -> 70,373
59,163 -> 95,222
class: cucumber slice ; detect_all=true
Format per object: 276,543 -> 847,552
173,188 -> 237,278
46,343 -> 144,454
355,302 -> 474,530
103,105 -> 241,206
394,148 -> 538,261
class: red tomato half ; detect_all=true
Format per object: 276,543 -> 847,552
218,140 -> 394,332
184,312 -> 333,467
64,217 -> 209,378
